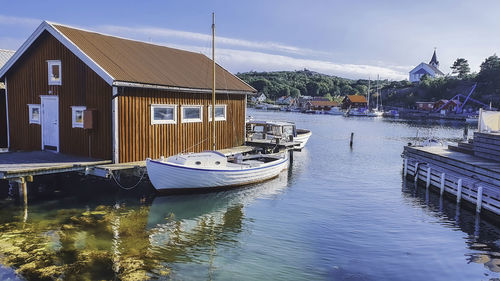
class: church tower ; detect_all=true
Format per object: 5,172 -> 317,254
429,49 -> 439,68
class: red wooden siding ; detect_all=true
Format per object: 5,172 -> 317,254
118,87 -> 245,163
5,31 -> 112,159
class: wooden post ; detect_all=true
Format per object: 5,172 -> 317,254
414,162 -> 419,184
350,132 -> 354,147
426,167 -> 431,188
403,159 -> 408,177
16,177 -> 28,206
463,124 -> 469,141
476,186 -> 483,213
456,179 -> 462,203
440,173 -> 445,195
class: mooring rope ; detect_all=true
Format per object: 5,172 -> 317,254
110,168 -> 147,190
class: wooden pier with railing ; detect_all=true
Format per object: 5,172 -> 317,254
402,130 -> 500,217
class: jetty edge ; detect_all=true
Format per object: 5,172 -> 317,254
402,110 -> 500,218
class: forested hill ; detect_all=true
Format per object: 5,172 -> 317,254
236,69 -> 408,102
237,64 -> 500,108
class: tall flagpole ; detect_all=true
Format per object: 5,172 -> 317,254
212,12 -> 216,151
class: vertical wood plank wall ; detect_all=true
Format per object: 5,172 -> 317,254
5,31 -> 112,159
119,88 -> 245,163
0,89 -> 7,148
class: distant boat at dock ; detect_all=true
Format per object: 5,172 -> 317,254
246,120 -> 311,150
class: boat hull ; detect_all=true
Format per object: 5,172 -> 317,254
294,130 -> 312,150
146,155 -> 288,191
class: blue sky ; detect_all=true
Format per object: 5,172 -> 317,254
1,0 -> 499,80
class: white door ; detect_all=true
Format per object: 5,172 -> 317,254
41,96 -> 59,151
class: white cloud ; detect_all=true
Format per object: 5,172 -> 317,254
155,42 -> 408,80
97,24 -> 331,57
0,15 -> 40,27
97,25 -> 408,80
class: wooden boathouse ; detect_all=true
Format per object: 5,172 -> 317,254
0,21 -> 256,164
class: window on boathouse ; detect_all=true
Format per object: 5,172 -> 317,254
71,106 -> 86,128
208,104 -> 227,121
28,104 -> 41,124
47,60 -> 62,85
181,105 -> 203,123
151,104 -> 177,124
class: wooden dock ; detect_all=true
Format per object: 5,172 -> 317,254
0,151 -> 111,180
402,144 -> 500,216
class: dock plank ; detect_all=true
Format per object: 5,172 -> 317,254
0,151 -> 111,179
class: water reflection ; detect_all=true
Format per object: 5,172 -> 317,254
402,179 -> 500,274
0,171 -> 289,280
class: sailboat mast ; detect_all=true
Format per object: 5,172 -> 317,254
211,13 -> 216,151
367,78 -> 371,110
376,74 -> 379,110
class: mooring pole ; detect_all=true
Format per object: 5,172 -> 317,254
426,167 -> 431,188
440,173 -> 445,195
350,132 -> 354,147
476,186 -> 483,213
414,162 -> 419,184
456,179 -> 463,203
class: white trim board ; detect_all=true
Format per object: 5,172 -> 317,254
4,77 -> 9,149
112,86 -> 119,163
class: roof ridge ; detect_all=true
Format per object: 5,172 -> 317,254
48,21 -> 209,59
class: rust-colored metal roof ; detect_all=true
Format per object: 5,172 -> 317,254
346,95 -> 367,103
53,24 -> 255,93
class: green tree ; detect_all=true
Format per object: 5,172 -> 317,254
289,87 -> 301,98
323,93 -> 333,101
250,79 -> 270,92
450,58 -> 470,78
478,54 -> 500,81
306,81 -> 320,96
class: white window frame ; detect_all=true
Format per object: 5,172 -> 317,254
71,106 -> 86,128
151,104 -> 177,125
208,104 -> 227,121
28,104 -> 41,124
181,105 -> 203,123
47,60 -> 62,85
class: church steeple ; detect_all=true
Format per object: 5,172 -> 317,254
429,49 -> 439,68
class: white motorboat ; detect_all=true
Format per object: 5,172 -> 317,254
246,120 -> 311,150
146,152 -> 288,191
345,108 -> 375,117
295,129 -> 312,149
325,107 -> 344,115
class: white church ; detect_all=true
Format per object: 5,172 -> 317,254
409,50 -> 444,82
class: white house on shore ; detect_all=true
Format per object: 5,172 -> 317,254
409,50 -> 444,82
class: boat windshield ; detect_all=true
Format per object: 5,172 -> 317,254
283,125 -> 294,137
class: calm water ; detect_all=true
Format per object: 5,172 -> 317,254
1,109 -> 499,281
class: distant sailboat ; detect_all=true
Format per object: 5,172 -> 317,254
373,75 -> 384,117
146,13 -> 288,191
